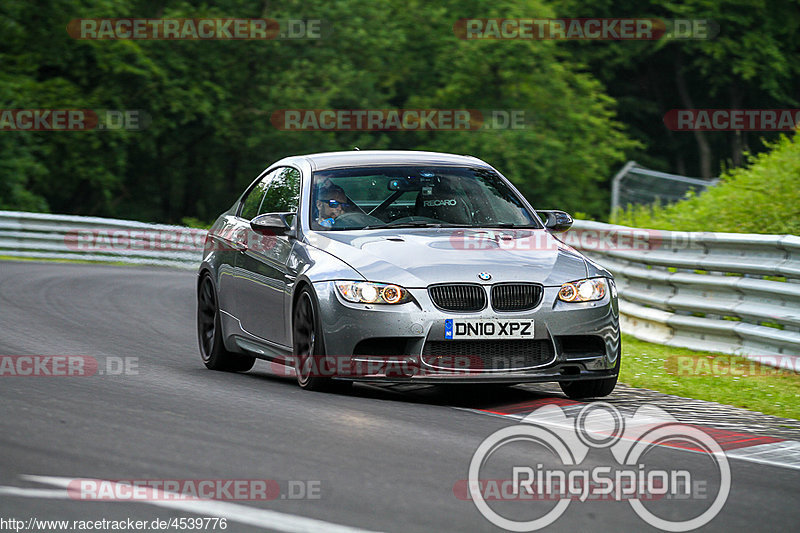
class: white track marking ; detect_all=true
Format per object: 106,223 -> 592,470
725,441 -> 800,471
0,475 -> 383,533
0,487 -> 70,498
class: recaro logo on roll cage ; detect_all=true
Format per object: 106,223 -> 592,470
466,402 -> 730,531
423,199 -> 457,207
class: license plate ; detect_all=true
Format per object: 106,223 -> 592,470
444,318 -> 535,340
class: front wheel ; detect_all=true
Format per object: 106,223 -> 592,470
197,275 -> 255,372
292,287 -> 350,392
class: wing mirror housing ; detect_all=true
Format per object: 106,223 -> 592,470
250,212 -> 296,237
538,210 -> 573,233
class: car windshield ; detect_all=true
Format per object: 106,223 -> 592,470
310,165 -> 540,231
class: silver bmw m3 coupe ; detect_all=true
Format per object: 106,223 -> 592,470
197,150 -> 620,398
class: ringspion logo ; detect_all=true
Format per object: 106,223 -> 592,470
466,403 -> 730,531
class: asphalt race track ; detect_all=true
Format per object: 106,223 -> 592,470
1,261 -> 798,532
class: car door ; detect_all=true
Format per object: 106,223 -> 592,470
217,168 -> 276,318
233,167 -> 301,347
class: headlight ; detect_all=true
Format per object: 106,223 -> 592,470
558,278 -> 607,302
335,281 -> 412,304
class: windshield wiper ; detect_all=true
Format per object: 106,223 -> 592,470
480,223 -> 540,229
362,221 -> 444,230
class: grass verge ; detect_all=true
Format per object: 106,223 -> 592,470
620,334 -> 800,420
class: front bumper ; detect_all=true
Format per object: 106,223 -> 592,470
313,281 -> 620,383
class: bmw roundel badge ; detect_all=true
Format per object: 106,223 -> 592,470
478,272 -> 492,281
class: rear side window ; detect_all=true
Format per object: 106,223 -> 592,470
239,168 -> 278,220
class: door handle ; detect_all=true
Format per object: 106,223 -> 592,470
231,238 -> 248,252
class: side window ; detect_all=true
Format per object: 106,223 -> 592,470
239,168 -> 279,220
259,168 -> 301,215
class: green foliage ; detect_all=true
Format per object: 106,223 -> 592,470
180,216 -> 212,229
3,0 -> 797,223
552,0 -> 800,178
0,0 -> 637,222
613,133 -> 800,234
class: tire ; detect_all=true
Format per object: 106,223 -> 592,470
292,287 -> 351,392
559,351 -> 620,399
197,274 -> 255,372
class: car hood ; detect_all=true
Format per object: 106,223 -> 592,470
305,228 -> 588,287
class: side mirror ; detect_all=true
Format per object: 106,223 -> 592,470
250,212 -> 296,237
538,210 -> 573,233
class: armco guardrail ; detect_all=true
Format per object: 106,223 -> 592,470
568,220 -> 800,365
2,210 -> 798,364
0,210 -> 206,269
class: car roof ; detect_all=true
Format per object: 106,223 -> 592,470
285,150 -> 492,171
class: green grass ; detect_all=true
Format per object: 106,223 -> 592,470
620,334 -> 800,420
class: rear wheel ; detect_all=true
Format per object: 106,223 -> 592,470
559,352 -> 620,399
197,275 -> 255,372
292,287 -> 350,392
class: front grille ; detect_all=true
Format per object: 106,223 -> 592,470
491,283 -> 543,311
422,340 -> 554,372
428,284 -> 486,312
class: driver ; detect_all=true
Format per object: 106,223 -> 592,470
316,184 -> 349,228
